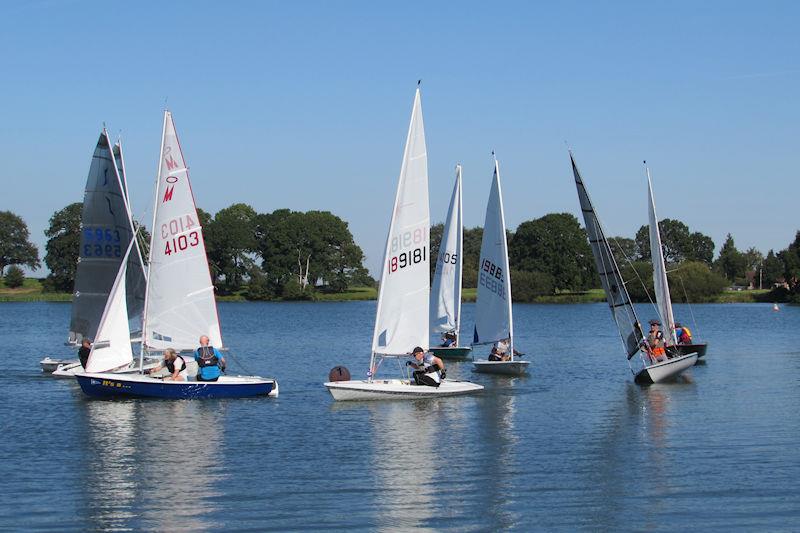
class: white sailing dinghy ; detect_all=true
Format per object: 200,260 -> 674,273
429,164 -> 471,360
325,87 -> 483,401
76,111 -> 277,399
472,158 -> 529,376
41,130 -> 148,374
644,165 -> 699,378
570,152 -> 696,384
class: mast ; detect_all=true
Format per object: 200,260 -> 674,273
494,157 -> 514,360
139,111 -> 168,372
455,163 -> 463,346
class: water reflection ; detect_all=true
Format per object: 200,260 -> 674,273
81,399 -> 226,531
474,379 -> 519,530
367,400 -> 438,531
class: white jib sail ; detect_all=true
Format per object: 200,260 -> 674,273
473,159 -> 514,355
647,167 -> 677,345
85,239 -> 136,373
143,111 -> 222,351
430,164 -> 463,338
371,87 -> 430,363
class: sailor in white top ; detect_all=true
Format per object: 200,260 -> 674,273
407,346 -> 446,387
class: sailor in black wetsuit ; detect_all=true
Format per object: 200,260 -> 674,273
78,339 -> 92,369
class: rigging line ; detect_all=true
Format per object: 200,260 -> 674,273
678,275 -> 701,338
223,348 -> 254,376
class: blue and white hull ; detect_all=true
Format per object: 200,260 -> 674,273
76,372 -> 278,399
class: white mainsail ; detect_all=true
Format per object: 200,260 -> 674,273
85,240 -> 135,373
473,159 -> 513,355
142,111 -> 222,351
647,167 -> 677,345
371,87 -> 430,366
430,164 -> 463,338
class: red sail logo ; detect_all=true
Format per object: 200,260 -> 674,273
165,155 -> 179,171
163,185 -> 175,203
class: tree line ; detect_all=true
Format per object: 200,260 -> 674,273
3,205 -> 799,302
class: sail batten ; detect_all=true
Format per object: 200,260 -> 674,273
370,89 -> 430,367
142,111 -> 222,351
571,153 -> 645,360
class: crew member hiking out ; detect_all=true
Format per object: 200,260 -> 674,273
406,346 -> 446,387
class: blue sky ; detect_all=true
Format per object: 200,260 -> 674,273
1,1 -> 798,276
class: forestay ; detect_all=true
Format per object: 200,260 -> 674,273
69,131 -> 141,345
571,152 -> 645,359
473,159 -> 513,351
647,168 -> 678,345
143,111 -> 222,351
430,165 -> 463,336
371,88 -> 430,362
85,240 -> 136,373
114,138 -> 147,335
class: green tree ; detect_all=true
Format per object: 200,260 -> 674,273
778,231 -> 800,292
510,269 -> 554,301
669,261 -> 728,302
714,234 -> 746,283
509,213 -> 595,291
609,236 -> 636,267
43,202 -> 82,292
635,218 -> 692,263
621,260 -> 726,303
762,249 -> 783,287
462,227 -> 483,288
205,203 -> 258,293
742,247 -> 763,274
687,232 -> 715,264
4,265 -> 25,288
255,209 -> 368,294
0,211 -> 40,275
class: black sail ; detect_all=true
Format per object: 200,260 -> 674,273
570,153 -> 644,359
69,132 -> 144,344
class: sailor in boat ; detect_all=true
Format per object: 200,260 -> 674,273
490,338 -> 522,360
147,348 -> 188,381
674,322 -> 693,344
645,320 -> 668,364
78,338 -> 92,369
488,345 -> 511,362
440,330 -> 457,347
406,346 -> 446,387
195,336 -> 226,382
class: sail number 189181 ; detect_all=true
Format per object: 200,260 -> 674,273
388,228 -> 427,274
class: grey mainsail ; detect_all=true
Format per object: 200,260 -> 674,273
570,152 -> 645,359
69,131 -> 144,344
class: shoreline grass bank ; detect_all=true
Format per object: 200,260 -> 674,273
1,279 -> 774,304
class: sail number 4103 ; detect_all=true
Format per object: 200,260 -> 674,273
161,215 -> 201,256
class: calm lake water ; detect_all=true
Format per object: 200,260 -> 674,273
1,301 -> 798,531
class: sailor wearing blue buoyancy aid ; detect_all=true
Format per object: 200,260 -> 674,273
406,346 -> 446,387
195,335 -> 226,382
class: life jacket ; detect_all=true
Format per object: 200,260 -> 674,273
679,326 -> 693,343
197,346 -> 219,368
165,355 -> 186,374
